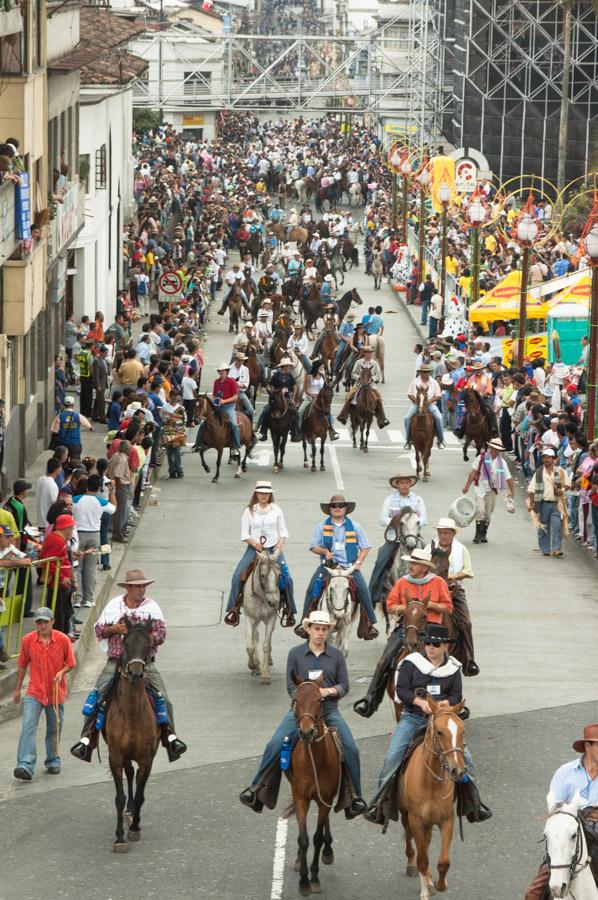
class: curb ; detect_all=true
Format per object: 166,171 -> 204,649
0,476 -> 156,725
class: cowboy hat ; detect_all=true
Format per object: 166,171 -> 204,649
435,517 -> 458,532
401,547 -> 436,568
320,494 -> 356,515
215,362 -> 231,371
389,473 -> 418,488
488,438 -> 505,451
440,374 -> 454,388
573,724 -> 598,753
421,624 -> 453,645
448,495 -> 477,528
117,568 -> 155,588
301,609 -> 333,633
243,321 -> 254,327
235,351 -> 248,360
254,480 -> 273,493
324,274 -> 333,282
541,447 -> 556,457
417,363 -> 434,373
470,362 -> 485,371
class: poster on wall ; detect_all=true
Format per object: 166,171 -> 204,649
15,172 -> 31,240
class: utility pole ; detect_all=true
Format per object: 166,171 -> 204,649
158,0 -> 164,124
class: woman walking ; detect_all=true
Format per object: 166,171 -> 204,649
224,481 -> 296,627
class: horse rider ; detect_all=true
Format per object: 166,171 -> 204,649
425,518 -> 479,677
295,494 -> 379,641
70,569 -> 187,763
363,623 -> 492,826
228,351 -> 254,420
369,472 -> 427,606
386,547 -> 453,630
241,252 -> 259,295
216,263 -> 251,315
239,609 -> 367,818
258,268 -> 277,297
404,363 -> 446,450
311,310 -> 339,360
234,321 -> 267,383
527,446 -> 570,557
333,311 -> 355,374
462,437 -> 515,544
336,345 -> 390,429
524,723 -> 598,899
288,323 -> 311,373
287,251 -> 303,282
193,362 -> 242,456
459,361 -> 498,435
320,274 -> 335,304
257,356 -> 301,442
224,481 -> 296,628
286,207 -> 299,239
298,359 -> 339,442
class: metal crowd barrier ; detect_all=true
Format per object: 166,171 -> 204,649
0,558 -> 61,658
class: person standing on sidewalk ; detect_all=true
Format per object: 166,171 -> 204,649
0,525 -> 34,668
76,338 -> 95,418
527,447 -> 570,557
91,345 -> 110,423
36,458 -> 61,528
418,274 -> 435,326
428,290 -> 443,338
162,389 -> 186,479
12,607 -> 76,781
72,474 -> 116,608
106,440 -> 132,543
49,396 -> 94,461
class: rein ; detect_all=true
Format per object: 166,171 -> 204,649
293,681 -> 343,810
422,711 -> 466,796
324,572 -> 352,615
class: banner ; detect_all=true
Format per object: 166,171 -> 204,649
502,334 -> 547,365
429,156 -> 455,214
15,173 -> 31,240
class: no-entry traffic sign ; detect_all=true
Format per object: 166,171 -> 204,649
158,272 -> 183,295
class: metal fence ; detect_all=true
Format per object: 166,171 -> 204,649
0,559 -> 61,657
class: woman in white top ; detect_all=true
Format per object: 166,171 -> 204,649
224,481 -> 296,626
298,360 -> 339,439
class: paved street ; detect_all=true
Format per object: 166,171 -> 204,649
3,261 -> 598,899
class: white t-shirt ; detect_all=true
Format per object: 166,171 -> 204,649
36,475 -> 59,527
73,493 -> 115,531
229,364 -> 249,391
181,376 -> 197,401
241,503 -> 289,549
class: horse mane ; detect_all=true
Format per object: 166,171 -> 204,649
466,388 -> 485,407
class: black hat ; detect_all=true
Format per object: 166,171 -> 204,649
421,624 -> 453,645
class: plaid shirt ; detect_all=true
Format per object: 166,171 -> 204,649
94,595 -> 166,660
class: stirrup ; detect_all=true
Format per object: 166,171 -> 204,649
70,741 -> 93,763
224,609 -> 240,627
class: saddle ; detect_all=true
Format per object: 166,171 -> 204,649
580,808 -> 598,882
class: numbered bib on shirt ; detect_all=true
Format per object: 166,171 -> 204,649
427,683 -> 441,696
308,670 -> 323,681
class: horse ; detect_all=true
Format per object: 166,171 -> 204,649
269,388 -> 295,473
336,287 -> 362,322
194,395 -> 254,482
329,244 -> 345,288
105,619 -> 160,853
248,231 -> 262,267
411,386 -> 434,481
462,389 -> 493,462
342,238 -> 358,269
348,369 -> 376,452
226,284 -> 243,334
317,328 -> 338,380
288,675 -> 341,897
318,564 -> 358,657
349,182 -> 362,206
367,334 -> 385,383
545,793 -> 598,899
301,382 -> 333,472
243,549 -> 281,685
301,285 -> 326,337
245,344 -> 263,405
379,507 -> 424,625
398,697 -> 467,898
270,223 -> 309,246
372,252 -> 384,290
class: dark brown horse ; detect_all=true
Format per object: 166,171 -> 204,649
248,230 -> 262,267
194,395 -> 254,482
411,386 -> 434,481
317,327 -> 338,379
336,287 -> 363,322
301,382 -> 333,472
245,345 -> 263,405
105,619 -> 160,853
289,675 -> 341,897
348,369 -> 376,452
227,284 -> 243,334
269,388 -> 295,473
301,284 -> 326,337
462,389 -> 493,462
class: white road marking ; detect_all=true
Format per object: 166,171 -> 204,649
248,449 -> 272,467
329,444 -> 345,491
386,429 -> 405,444
270,816 -> 289,900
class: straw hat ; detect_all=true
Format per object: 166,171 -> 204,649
488,438 -> 505,452
389,473 -> 418,488
235,351 -> 248,360
215,362 -> 231,371
434,517 -> 458,532
401,547 -> 436,568
278,356 -> 293,367
418,363 -> 434,373
117,569 -> 155,588
301,609 -> 333,633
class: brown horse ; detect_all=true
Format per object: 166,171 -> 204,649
270,223 -> 309,246
105,619 -> 160,852
288,675 -> 341,897
398,698 -> 467,898
462,389 -> 493,462
269,388 -> 295,473
348,370 -> 376,452
411,386 -> 434,481
194,395 -> 254,482
301,383 -> 333,472
245,345 -> 263,405
317,328 -> 338,379
226,284 -> 243,334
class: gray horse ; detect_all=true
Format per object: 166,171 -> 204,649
243,550 -> 281,685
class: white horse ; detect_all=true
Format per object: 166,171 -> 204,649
243,550 -> 281,685
284,347 -> 306,401
545,791 -> 598,899
366,334 -> 385,383
294,178 -> 308,204
349,182 -> 362,206
318,565 -> 357,657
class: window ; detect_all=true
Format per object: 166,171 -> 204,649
183,70 -> 212,98
95,145 -> 107,190
79,153 -> 91,192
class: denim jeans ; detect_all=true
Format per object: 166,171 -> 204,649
404,402 -> 444,442
537,501 -> 562,553
77,531 -> 100,604
83,659 -> 174,732
237,391 -> 254,420
252,707 -> 361,794
420,298 -> 430,324
226,546 -> 295,612
568,493 -> 580,534
100,510 -> 111,567
220,402 -> 241,449
166,445 -> 183,476
17,696 -> 64,775
303,564 -> 377,624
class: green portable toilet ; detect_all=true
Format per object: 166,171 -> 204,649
548,303 -> 588,365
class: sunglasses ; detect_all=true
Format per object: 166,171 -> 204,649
424,641 -> 444,646
329,503 -> 347,509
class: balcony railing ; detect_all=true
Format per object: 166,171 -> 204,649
0,179 -> 18,266
47,179 -> 84,263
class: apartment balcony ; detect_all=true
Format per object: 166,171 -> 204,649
47,179 -> 85,265
0,179 -> 19,267
0,72 -> 45,161
0,4 -> 23,39
3,239 -> 46,335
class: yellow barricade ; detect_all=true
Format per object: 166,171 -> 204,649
0,558 -> 61,658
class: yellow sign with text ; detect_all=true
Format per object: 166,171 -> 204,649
429,156 -> 456,214
182,115 -> 205,126
502,334 -> 548,365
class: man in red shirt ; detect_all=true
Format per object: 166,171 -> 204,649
13,606 -> 76,780
195,363 -> 242,454
40,513 -> 76,636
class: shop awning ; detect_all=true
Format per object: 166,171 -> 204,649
469,270 -> 551,326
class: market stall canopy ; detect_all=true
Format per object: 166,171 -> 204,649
469,270 -> 551,326
546,273 -> 591,319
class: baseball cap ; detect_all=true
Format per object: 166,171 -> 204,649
55,514 -> 76,529
13,479 -> 32,494
0,525 -> 14,536
34,607 -> 54,622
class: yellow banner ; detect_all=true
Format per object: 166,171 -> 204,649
384,123 -> 417,134
182,114 -> 205,126
502,334 -> 548,365
429,156 -> 456,213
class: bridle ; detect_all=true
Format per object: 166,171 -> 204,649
402,598 -> 428,645
293,680 -> 325,745
292,680 -> 343,808
423,708 -> 466,787
119,626 -> 151,682
545,809 -> 591,884
324,570 -> 352,616
251,548 -> 280,609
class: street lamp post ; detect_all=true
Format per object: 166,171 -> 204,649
438,182 -> 451,302
417,162 -> 430,283
515,213 -> 539,367
463,188 -> 491,309
389,149 -> 402,232
400,155 -> 412,245
585,223 -> 598,439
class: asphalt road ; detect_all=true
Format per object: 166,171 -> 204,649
2,249 -> 598,900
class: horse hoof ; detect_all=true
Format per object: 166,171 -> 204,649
127,830 -> 141,842
113,842 -> 128,854
434,881 -> 447,893
260,675 -> 271,685
304,462 -> 309,468
406,865 -> 418,877
234,473 -> 240,479
273,466 -> 279,474
299,884 -> 311,897
322,850 -> 334,865
310,882 -> 321,894
311,466 -> 316,473
293,858 -> 301,873
211,477 -> 219,483
423,475 -> 429,482
320,465 -> 325,471
242,465 -> 247,472
203,465 -> 210,473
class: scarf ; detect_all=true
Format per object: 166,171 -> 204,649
404,572 -> 435,586
322,516 -> 358,564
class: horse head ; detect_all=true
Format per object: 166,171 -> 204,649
403,598 -> 428,652
416,386 -> 429,416
291,673 -> 324,743
323,564 -> 354,619
430,541 -> 450,583
351,289 -> 363,305
427,698 -> 467,783
315,382 -> 333,413
254,549 -> 281,609
545,792 -> 588,898
396,507 -> 421,551
120,617 -> 153,682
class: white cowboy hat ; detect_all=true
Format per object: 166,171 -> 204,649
401,547 -> 436,567
488,438 -> 505,451
541,447 -> 556,457
301,609 -> 333,633
278,356 -> 293,366
435,517 -> 458,532
389,473 -> 418,488
441,374 -> 454,388
262,298 -> 273,305
243,321 -> 254,327
255,481 -> 273,493
324,274 -> 333,282
215,362 -> 231,371
235,351 -> 248,360
448,495 -> 477,528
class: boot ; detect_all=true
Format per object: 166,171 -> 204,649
472,522 -> 483,544
70,727 -> 98,763
224,596 -> 243,627
456,778 -> 492,823
294,623 -> 308,639
161,725 -> 187,762
345,796 -> 367,819
328,426 -> 340,441
480,520 -> 489,543
356,604 -> 379,641
239,787 -> 264,813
